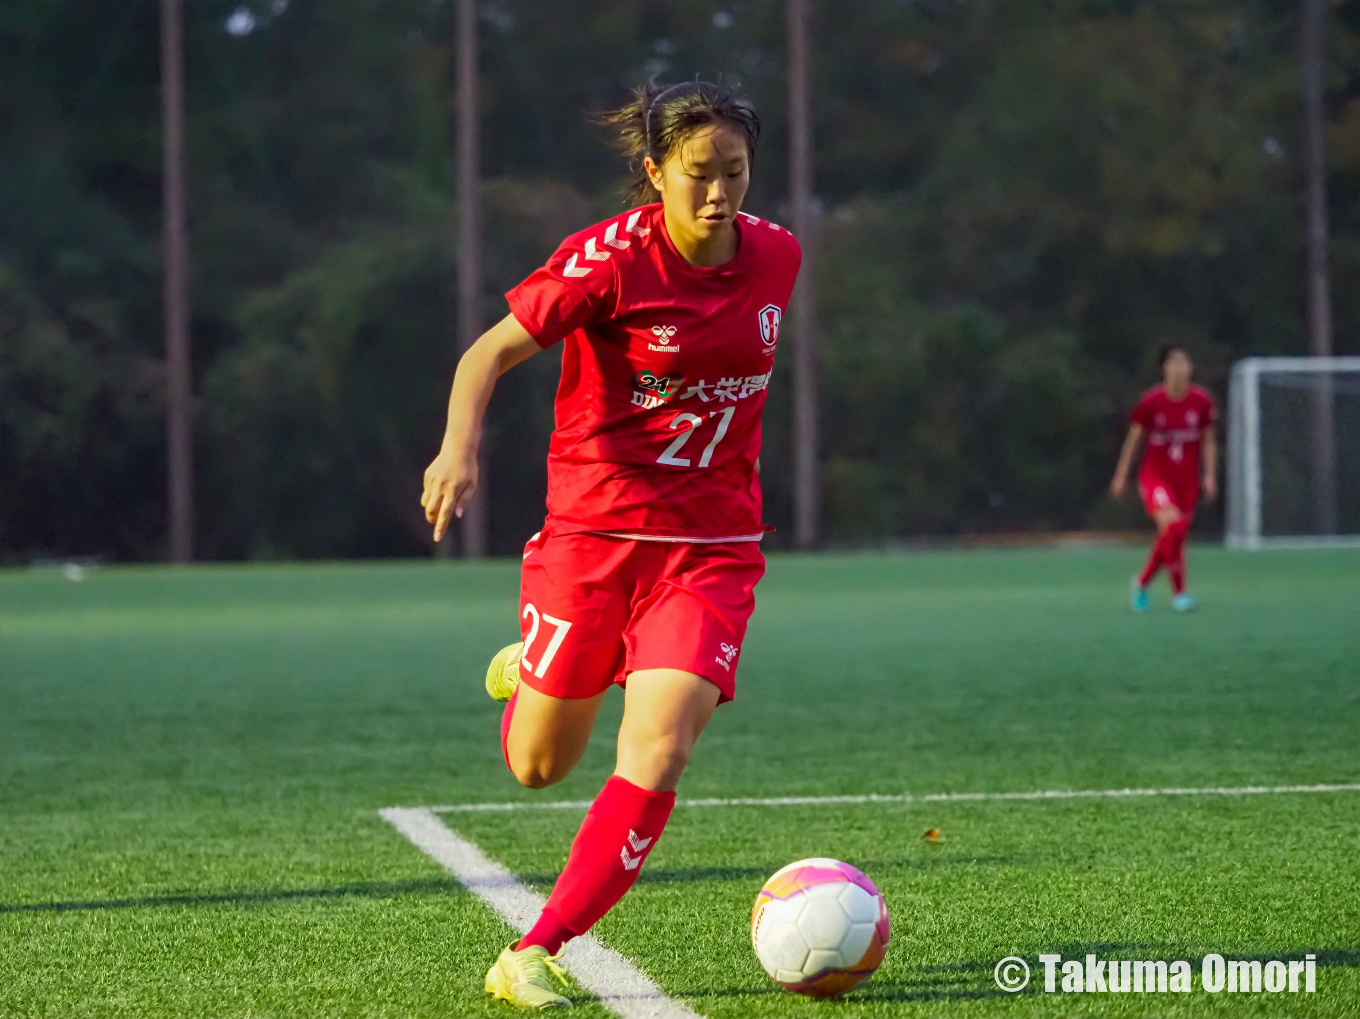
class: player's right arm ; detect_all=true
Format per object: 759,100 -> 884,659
1110,423 -> 1144,499
422,313 -> 541,541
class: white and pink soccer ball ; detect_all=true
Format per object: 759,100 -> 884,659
750,858 -> 891,996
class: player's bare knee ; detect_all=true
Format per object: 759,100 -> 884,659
515,769 -> 557,790
657,738 -> 692,774
511,762 -> 561,790
623,733 -> 691,784
509,750 -> 569,789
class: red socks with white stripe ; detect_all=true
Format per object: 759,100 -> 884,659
517,776 -> 676,954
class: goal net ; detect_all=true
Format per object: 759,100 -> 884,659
1226,356 -> 1360,549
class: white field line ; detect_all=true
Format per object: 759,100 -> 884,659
426,781 -> 1360,814
378,807 -> 701,1019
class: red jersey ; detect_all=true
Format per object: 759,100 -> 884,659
506,204 -> 801,540
1130,384 -> 1217,489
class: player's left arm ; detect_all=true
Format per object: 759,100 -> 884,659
1201,423 -> 1218,501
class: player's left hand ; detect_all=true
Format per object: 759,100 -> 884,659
1202,473 -> 1218,502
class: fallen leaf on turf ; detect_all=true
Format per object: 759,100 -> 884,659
922,828 -> 940,842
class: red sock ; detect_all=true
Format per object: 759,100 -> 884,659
1165,519 -> 1189,594
517,776 -> 675,954
1137,534 -> 1166,588
500,688 -> 518,773
516,905 -> 574,957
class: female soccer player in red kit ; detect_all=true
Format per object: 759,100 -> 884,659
1110,345 -> 1218,612
421,82 -> 799,1008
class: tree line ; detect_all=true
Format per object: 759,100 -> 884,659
3,0 -> 1357,561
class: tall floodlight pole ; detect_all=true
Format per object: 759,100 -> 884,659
1302,0 -> 1336,535
457,0 -> 488,557
161,0 -> 194,562
788,0 -> 819,548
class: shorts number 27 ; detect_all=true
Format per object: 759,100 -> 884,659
522,603 -> 572,678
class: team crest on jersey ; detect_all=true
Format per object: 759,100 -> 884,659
757,304 -> 782,349
1186,410 -> 1199,427
632,370 -> 683,410
648,325 -> 680,353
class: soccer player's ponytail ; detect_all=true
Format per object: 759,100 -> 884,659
596,81 -> 760,206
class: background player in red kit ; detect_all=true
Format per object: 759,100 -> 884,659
1110,345 -> 1218,613
421,82 -> 799,1008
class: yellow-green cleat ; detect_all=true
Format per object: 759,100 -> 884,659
485,942 -> 571,1009
485,642 -> 523,702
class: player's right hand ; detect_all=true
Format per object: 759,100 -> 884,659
422,446 -> 477,542
1202,472 -> 1218,502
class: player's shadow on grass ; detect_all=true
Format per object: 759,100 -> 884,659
515,865 -> 776,886
843,958 -> 1021,1003
868,851 -> 1045,873
1311,947 -> 1360,969
637,864 -> 776,885
675,963 -> 1015,1004
673,956 -> 1023,1003
0,877 -> 457,915
525,857 -> 1037,888
679,984 -> 1014,1004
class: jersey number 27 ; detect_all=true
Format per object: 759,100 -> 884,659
656,407 -> 736,468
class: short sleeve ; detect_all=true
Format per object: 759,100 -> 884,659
1203,391 -> 1219,424
505,235 -> 618,349
1130,392 -> 1155,428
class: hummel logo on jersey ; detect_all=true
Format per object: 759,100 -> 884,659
560,253 -> 591,277
558,211 -> 653,278
649,324 -> 680,352
623,209 -> 651,240
606,209 -> 650,248
758,304 -> 782,349
620,829 -> 652,871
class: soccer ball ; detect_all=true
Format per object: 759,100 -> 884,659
750,858 -> 890,997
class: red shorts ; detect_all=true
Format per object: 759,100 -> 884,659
517,529 -> 765,703
1139,473 -> 1198,518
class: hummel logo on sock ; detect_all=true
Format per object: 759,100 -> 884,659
619,829 -> 652,871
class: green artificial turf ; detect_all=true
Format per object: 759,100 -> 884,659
1,547 -> 1357,1017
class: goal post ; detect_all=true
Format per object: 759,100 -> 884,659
1226,356 -> 1360,549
